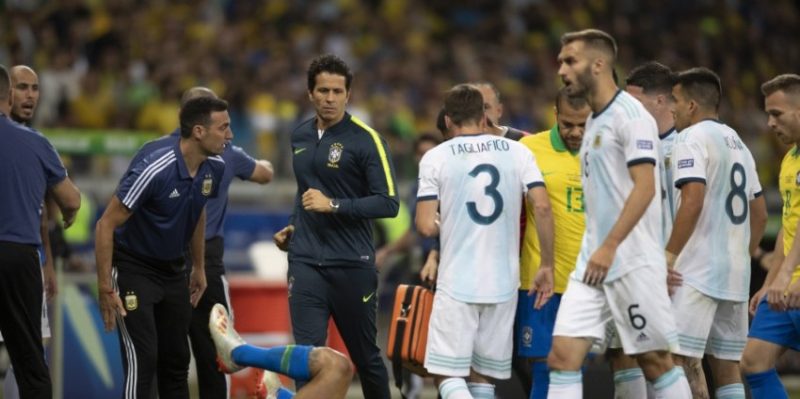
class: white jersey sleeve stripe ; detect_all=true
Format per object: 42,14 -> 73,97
122,153 -> 176,208
123,151 -> 175,204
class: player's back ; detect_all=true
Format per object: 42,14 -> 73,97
672,120 -> 761,301
420,133 -> 541,303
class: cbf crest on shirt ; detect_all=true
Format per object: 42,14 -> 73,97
328,143 -> 344,168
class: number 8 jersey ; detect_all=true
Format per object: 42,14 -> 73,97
417,134 -> 544,303
671,119 -> 762,301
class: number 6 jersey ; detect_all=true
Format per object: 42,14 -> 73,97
417,134 -> 544,303
671,119 -> 762,301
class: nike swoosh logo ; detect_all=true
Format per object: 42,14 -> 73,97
294,147 -> 307,155
362,292 -> 375,303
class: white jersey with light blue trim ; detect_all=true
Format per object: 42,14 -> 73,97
575,90 -> 664,282
660,129 -> 677,242
417,134 -> 544,303
671,119 -> 761,301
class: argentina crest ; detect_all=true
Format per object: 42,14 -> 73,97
202,173 -> 213,196
327,143 -> 343,168
124,291 -> 138,311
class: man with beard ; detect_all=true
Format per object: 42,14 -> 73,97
515,89 -> 590,399
545,29 -> 691,398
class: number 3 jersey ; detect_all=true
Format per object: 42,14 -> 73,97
671,119 -> 761,301
576,90 -> 664,283
417,134 -> 544,303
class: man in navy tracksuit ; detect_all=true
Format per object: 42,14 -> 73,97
95,96 -> 229,399
131,87 -> 274,399
274,54 -> 399,399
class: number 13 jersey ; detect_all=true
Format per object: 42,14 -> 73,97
417,134 -> 544,303
672,119 -> 762,301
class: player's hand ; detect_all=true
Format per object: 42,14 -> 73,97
273,225 -> 294,252
302,188 -> 332,213
189,269 -> 207,308
749,286 -> 767,316
786,280 -> 800,309
99,288 -> 126,332
584,243 -> 615,286
667,268 -> 683,297
529,265 -> 554,310
43,259 -> 57,302
420,256 -> 438,285
767,271 -> 791,311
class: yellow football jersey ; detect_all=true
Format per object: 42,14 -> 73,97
779,146 -> 800,284
519,126 -> 585,293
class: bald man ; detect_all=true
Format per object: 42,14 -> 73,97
9,65 -> 39,124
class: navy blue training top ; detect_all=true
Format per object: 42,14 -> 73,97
288,113 -> 399,267
130,129 -> 256,240
0,115 -> 68,245
114,140 -> 225,260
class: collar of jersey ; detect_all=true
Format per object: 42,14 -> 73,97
659,127 -> 676,140
549,124 -> 579,155
315,112 -> 351,135
592,89 -> 622,118
172,140 -> 192,179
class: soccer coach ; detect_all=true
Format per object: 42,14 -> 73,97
95,97 -> 228,398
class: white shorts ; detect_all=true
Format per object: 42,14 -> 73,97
424,290 -> 517,379
553,266 -> 679,355
0,267 -> 50,341
671,284 -> 747,360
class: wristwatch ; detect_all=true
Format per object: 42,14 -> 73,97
329,199 -> 340,213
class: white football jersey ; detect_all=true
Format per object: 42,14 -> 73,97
574,90 -> 665,282
417,134 -> 544,303
660,129 -> 677,243
671,120 -> 761,301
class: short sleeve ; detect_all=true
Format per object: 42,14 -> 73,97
116,153 -> 173,212
229,145 -> 257,180
417,151 -> 440,201
519,147 -> 544,191
672,134 -> 708,188
621,118 -> 658,167
746,151 -> 762,199
37,137 -> 68,187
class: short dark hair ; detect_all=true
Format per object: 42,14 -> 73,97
307,54 -> 353,92
444,84 -> 485,127
179,97 -> 229,138
672,67 -> 722,111
555,87 -> 589,114
761,74 -> 800,97
626,61 -> 674,95
414,133 -> 442,153
0,65 -> 9,101
561,29 -> 617,61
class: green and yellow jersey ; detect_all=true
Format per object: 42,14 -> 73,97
780,146 -> 800,284
519,126 -> 585,293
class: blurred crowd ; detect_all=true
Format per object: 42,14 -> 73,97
1,0 -> 798,187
